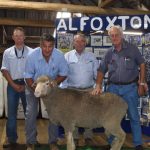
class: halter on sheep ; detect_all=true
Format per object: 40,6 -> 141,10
34,75 -> 128,150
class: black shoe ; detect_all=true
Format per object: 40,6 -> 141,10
102,145 -> 111,150
26,141 -> 40,149
3,140 -> 17,148
135,145 -> 143,150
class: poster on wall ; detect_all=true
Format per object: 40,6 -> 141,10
85,47 -> 93,53
57,32 -> 74,53
145,33 -> 150,45
124,35 -> 142,46
94,48 -> 107,58
91,35 -> 102,47
103,36 -> 112,46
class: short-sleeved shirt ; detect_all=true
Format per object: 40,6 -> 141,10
61,50 -> 99,88
24,47 -> 68,81
98,40 -> 144,83
1,45 -> 33,80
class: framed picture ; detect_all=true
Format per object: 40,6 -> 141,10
91,35 -> 102,46
57,32 -> 73,53
93,48 -> 107,58
145,33 -> 150,45
103,36 -> 112,46
124,35 -> 142,46
85,47 -> 93,53
130,35 -> 142,46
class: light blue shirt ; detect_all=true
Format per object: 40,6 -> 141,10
1,45 -> 33,80
61,49 -> 99,88
24,47 -> 68,81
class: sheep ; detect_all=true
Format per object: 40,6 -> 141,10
34,75 -> 128,150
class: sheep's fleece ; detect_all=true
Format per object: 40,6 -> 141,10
34,75 -> 128,150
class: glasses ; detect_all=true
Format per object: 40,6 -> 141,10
109,34 -> 121,38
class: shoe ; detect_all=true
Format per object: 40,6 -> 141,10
26,142 -> 40,150
77,134 -> 86,147
26,144 -> 34,150
57,138 -> 66,145
102,145 -> 111,150
49,143 -> 59,150
135,145 -> 143,150
3,139 -> 17,148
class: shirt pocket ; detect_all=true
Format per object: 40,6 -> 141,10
84,60 -> 93,72
125,58 -> 135,70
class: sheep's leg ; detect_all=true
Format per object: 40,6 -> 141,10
66,131 -> 75,150
108,126 -> 125,150
104,123 -> 125,150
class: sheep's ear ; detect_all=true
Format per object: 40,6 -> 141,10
49,80 -> 57,87
31,82 -> 37,88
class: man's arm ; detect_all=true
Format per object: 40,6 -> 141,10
25,78 -> 35,91
92,71 -> 104,95
2,69 -> 25,92
55,75 -> 67,85
138,63 -> 148,96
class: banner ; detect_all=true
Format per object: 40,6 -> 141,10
56,15 -> 150,32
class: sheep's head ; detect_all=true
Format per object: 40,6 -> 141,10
34,75 -> 56,98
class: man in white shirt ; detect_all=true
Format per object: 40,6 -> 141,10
1,27 -> 33,148
60,33 -> 99,146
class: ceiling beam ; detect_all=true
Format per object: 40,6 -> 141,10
0,1 -> 149,15
0,18 -> 55,28
98,0 -> 115,8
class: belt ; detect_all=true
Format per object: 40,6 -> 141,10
13,79 -> 25,85
108,78 -> 138,85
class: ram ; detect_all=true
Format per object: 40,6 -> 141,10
34,75 -> 128,150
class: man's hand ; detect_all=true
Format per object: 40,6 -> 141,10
138,83 -> 148,96
12,83 -> 25,92
91,84 -> 102,95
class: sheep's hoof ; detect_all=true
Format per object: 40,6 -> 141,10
77,135 -> 86,147
49,143 -> 59,150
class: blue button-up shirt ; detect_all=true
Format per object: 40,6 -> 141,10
24,47 -> 68,81
61,50 -> 99,88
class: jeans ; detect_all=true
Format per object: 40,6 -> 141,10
6,84 -> 26,142
107,83 -> 142,146
25,87 -> 59,144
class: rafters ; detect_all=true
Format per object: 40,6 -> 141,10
0,18 -> 55,28
0,1 -> 149,15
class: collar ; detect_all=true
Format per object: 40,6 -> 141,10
112,39 -> 128,52
38,47 -> 54,61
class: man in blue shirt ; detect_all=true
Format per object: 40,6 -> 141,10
92,25 -> 147,150
24,33 -> 68,150
1,27 -> 33,148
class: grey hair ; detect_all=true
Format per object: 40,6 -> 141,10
108,25 -> 124,38
74,33 -> 86,41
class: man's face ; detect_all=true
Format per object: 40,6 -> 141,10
41,40 -> 54,58
12,30 -> 25,45
73,36 -> 86,54
109,28 -> 122,46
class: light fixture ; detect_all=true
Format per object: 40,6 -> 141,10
90,30 -> 104,35
123,31 -> 143,35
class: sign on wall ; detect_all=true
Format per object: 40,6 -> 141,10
56,15 -> 150,32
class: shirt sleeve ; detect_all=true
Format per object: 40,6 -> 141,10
58,54 -> 69,77
1,50 -> 10,71
24,54 -> 35,79
134,45 -> 145,65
